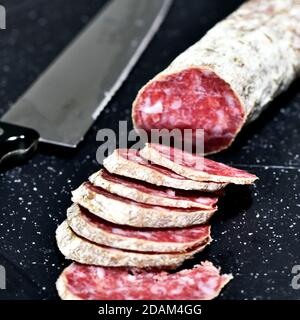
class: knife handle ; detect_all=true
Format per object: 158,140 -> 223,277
0,121 -> 40,169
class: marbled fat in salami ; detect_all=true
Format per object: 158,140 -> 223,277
67,204 -> 211,253
140,143 -> 258,184
89,169 -> 219,209
57,262 -> 232,300
72,183 -> 217,228
56,221 -> 207,268
103,148 -> 227,191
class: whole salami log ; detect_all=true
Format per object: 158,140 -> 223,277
132,0 -> 300,154
56,221 -> 208,268
72,183 -> 217,228
104,148 -> 227,191
57,262 -> 232,300
67,204 -> 211,253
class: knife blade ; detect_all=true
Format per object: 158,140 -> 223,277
0,0 -> 172,166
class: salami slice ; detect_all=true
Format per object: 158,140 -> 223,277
56,262 -> 232,300
56,221 -> 207,268
104,148 -> 227,191
67,204 -> 211,253
89,169 -> 219,209
132,0 -> 300,154
72,183 -> 217,228
140,143 -> 258,184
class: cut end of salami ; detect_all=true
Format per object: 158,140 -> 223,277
57,262 -> 233,300
132,1 -> 300,154
133,68 -> 245,154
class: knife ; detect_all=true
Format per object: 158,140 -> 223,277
0,0 -> 173,167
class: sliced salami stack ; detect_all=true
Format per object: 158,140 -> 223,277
56,143 -> 257,300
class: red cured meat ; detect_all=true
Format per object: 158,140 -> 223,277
103,148 -> 227,191
78,205 -> 210,243
67,204 -> 211,253
90,169 -> 219,209
119,148 -> 186,179
72,182 -> 217,228
57,262 -> 232,300
132,0 -> 300,154
84,182 -> 213,213
133,68 -> 244,154
56,221 -> 208,268
140,143 -> 258,184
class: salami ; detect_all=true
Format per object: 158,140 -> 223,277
56,262 -> 232,300
132,0 -> 300,154
56,221 -> 207,268
89,169 -> 219,209
72,183 -> 217,228
67,204 -> 211,253
140,143 -> 258,184
104,148 -> 227,191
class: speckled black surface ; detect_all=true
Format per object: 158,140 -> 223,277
0,0 -> 299,300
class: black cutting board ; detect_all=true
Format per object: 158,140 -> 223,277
0,0 -> 299,300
